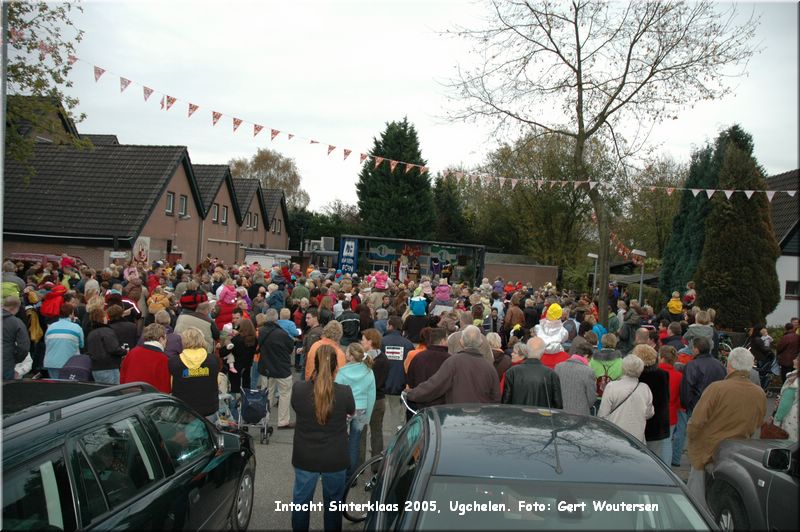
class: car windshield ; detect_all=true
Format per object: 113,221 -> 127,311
416,478 -> 709,530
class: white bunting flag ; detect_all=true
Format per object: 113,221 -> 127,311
120,77 -> 131,92
94,66 -> 105,82
724,190 -> 734,200
690,189 -> 702,197
766,191 -> 776,202
744,190 -> 754,199
706,189 -> 716,198
589,181 -> 598,190
574,181 -> 582,190
511,179 -> 518,189
787,190 -> 797,197
253,125 -> 263,137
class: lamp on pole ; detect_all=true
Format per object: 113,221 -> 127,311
631,249 -> 647,303
587,252 -> 599,296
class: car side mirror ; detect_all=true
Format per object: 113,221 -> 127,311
217,431 -> 241,452
762,448 -> 791,472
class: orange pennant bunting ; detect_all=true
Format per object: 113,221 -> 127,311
388,160 -> 398,172
420,167 -> 429,175
310,140 -> 319,145
360,153 -> 367,164
67,54 -> 78,65
405,163 -> 415,173
120,77 -> 131,92
666,187 -> 674,196
374,157 -> 384,169
233,118 -> 242,132
188,103 -> 199,117
271,129 -> 280,141
254,124 -> 263,137
212,111 -> 222,126
143,86 -> 154,101
166,96 -> 176,111
287,133 -> 294,140
160,96 -> 165,110
327,145 -> 336,155
93,66 -> 105,82
343,149 -> 352,160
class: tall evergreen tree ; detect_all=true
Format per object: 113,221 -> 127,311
356,118 -> 434,239
432,175 -> 472,242
695,126 -> 780,328
659,146 -> 714,294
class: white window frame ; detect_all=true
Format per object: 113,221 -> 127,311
221,206 -> 228,225
211,204 -> 219,223
179,195 -> 188,217
165,192 -> 175,215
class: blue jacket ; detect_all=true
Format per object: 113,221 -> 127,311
335,362 -> 376,420
382,330 -> 414,395
680,351 -> 726,412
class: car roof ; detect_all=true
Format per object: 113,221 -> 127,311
2,380 -> 110,416
424,404 -> 678,486
2,381 -> 164,445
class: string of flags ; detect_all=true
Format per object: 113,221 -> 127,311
445,170 -> 798,202
590,213 -> 645,264
11,38 -> 431,175
11,30 -> 799,201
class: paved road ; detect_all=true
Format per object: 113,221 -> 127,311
246,371 -> 403,531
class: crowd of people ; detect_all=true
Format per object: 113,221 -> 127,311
2,254 -> 799,528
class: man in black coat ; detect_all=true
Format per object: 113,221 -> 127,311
406,328 -> 451,413
259,309 -> 295,428
502,337 -> 563,409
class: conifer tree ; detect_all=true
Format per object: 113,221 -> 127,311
432,175 -> 472,243
660,146 -> 714,294
356,118 -> 435,239
695,126 -> 780,328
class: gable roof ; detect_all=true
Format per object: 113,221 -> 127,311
194,164 -> 243,223
262,188 -> 289,227
82,134 -> 119,146
3,143 -> 203,246
766,169 -> 799,248
231,177 -> 261,221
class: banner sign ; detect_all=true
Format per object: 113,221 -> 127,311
339,237 -> 358,274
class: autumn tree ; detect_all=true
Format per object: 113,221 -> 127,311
4,1 -> 87,174
229,148 -> 310,210
449,0 -> 759,325
356,118 -> 435,239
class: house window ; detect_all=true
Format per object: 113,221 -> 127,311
221,206 -> 228,225
179,195 -> 188,216
245,212 -> 251,227
253,214 -> 258,230
165,192 -> 175,215
211,204 -> 219,223
786,281 -> 800,300
271,218 -> 276,233
277,219 -> 281,235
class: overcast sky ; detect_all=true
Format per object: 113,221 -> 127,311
65,0 -> 798,210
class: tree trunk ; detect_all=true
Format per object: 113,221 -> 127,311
588,189 -> 610,328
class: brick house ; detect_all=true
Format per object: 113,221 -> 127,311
194,164 -> 241,265
766,169 -> 800,326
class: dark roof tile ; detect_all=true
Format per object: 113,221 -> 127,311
82,134 -> 119,145
232,177 -> 261,215
4,143 -> 189,241
193,164 -> 230,213
766,169 -> 799,247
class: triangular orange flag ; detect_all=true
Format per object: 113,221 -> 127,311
233,118 -> 242,132
120,77 -> 131,92
93,66 -> 105,82
374,157 -> 384,169
271,129 -> 280,141
188,103 -> 199,117
254,125 -> 263,137
212,111 -> 222,126
327,145 -> 336,155
343,149 -> 352,160
389,161 -> 399,172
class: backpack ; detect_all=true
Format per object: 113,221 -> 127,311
596,363 -> 613,398
2,281 -> 20,299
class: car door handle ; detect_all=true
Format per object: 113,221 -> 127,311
189,487 -> 201,504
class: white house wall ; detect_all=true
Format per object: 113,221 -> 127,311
767,254 -> 800,326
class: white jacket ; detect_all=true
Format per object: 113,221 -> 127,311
534,319 -> 569,353
598,375 -> 654,442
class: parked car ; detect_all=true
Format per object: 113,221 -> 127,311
2,380 -> 255,530
706,439 -> 798,530
345,404 -> 717,530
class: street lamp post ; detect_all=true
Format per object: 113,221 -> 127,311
587,252 -> 599,296
631,249 -> 647,303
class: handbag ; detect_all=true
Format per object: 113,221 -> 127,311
760,421 -> 789,440
603,383 -> 640,418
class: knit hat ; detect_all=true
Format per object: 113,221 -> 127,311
546,303 -> 563,321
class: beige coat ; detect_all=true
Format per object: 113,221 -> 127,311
598,375 -> 654,442
687,371 -> 766,470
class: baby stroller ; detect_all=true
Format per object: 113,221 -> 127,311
239,387 -> 273,444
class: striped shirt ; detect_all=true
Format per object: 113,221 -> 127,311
44,318 -> 85,370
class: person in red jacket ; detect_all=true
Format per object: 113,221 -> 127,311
658,345 -> 683,466
120,323 -> 171,393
